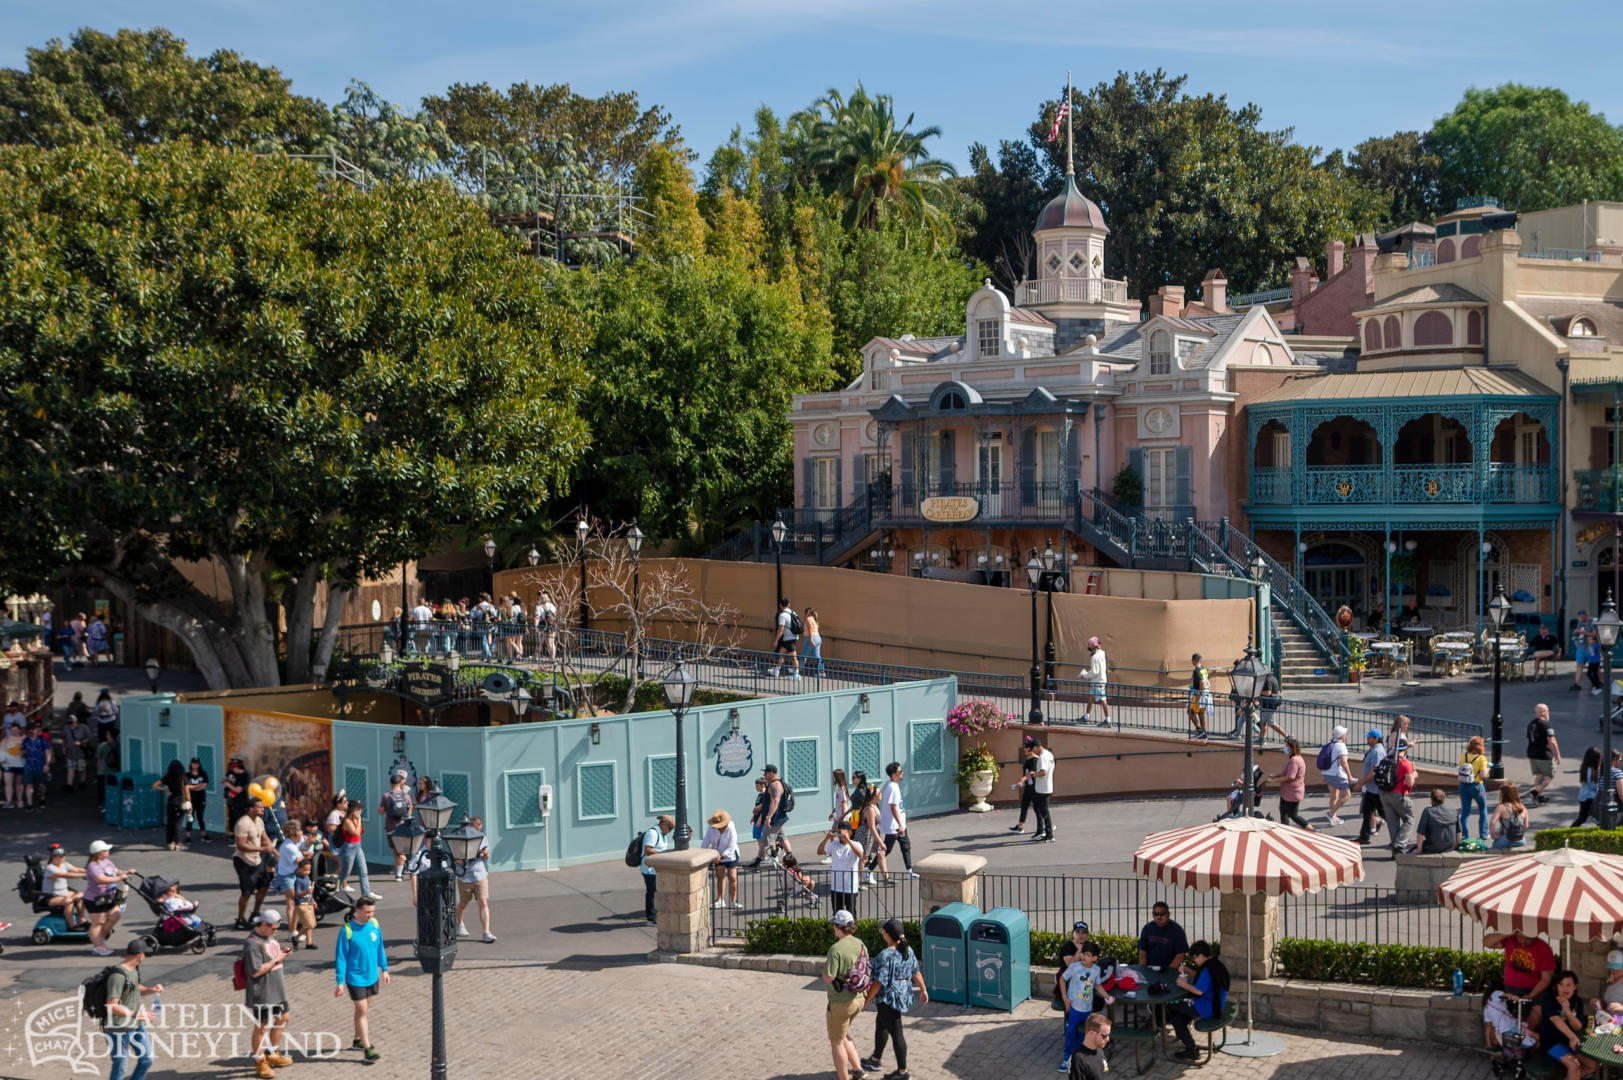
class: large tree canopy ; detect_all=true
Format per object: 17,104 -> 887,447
0,26 -> 328,152
0,144 -> 588,687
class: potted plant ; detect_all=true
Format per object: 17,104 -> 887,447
955,743 -> 1000,813
1346,634 -> 1366,687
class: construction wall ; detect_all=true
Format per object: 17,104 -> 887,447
496,559 -> 1254,687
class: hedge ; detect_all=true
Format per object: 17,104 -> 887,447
1274,938 -> 1500,991
592,674 -> 754,714
745,919 -> 1181,969
1534,827 -> 1623,854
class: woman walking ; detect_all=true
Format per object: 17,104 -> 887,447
153,760 -> 188,850
1490,782 -> 1530,849
184,758 -> 211,845
824,769 -> 850,863
1459,735 -> 1490,838
858,786 -> 890,886
1574,747 -> 1604,828
859,917 -> 928,1080
704,810 -> 741,909
800,608 -> 824,677
1267,739 -> 1314,830
336,799 -> 374,899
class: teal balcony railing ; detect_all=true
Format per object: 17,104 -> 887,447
1302,465 -> 1384,503
1253,463 -> 1558,507
1576,468 -> 1623,513
1487,464 -> 1556,503
1251,467 -> 1291,504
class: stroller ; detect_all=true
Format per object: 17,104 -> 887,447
311,867 -> 356,924
130,872 -> 215,954
773,855 -> 823,916
1214,767 -> 1273,822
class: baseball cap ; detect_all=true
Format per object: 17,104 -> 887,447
1087,636 -> 1100,648
125,938 -> 149,956
830,909 -> 855,927
393,769 -> 408,780
1609,949 -> 1623,972
1366,729 -> 1384,741
1332,725 -> 1348,739
253,909 -> 283,926
1072,920 -> 1090,933
89,840 -> 112,855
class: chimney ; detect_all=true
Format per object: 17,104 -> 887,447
1326,239 -> 1345,279
1290,256 -> 1314,311
1347,236 -> 1379,291
1146,285 -> 1185,319
1202,268 -> 1228,313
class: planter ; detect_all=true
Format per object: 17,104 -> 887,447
1349,669 -> 1362,685
966,770 -> 995,813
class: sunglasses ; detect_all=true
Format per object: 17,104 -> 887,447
1153,912 -> 1170,919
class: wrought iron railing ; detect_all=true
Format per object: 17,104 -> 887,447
1278,884 -> 1478,951
978,873 -> 1221,941
1523,247 -> 1600,263
1206,519 -> 1345,678
1256,463 -> 1558,507
875,481 -> 1072,524
710,867 -> 922,945
1576,468 -> 1623,514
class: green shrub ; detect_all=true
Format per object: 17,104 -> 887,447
1534,827 -> 1623,854
743,917 -> 921,958
588,674 -> 753,714
1274,937 -> 1499,991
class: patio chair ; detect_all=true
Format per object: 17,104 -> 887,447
1190,998 -> 1242,1064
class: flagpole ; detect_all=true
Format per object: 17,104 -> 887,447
1065,69 -> 1074,177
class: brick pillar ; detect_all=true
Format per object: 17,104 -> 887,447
914,853 -> 987,913
1573,936 -> 1617,992
1219,891 -> 1277,982
649,848 -> 719,956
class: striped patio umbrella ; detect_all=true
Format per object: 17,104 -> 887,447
1132,816 -> 1365,1058
1133,815 -> 1366,896
1438,844 -> 1623,943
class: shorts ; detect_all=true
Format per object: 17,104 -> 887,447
249,1002 -> 288,1023
234,857 -> 270,896
826,995 -> 863,1041
716,857 -> 739,869
1549,1044 -> 1574,1061
2,766 -> 21,776
775,640 -> 797,654
1325,775 -> 1351,791
759,822 -> 786,849
1530,758 -> 1555,779
292,906 -> 316,933
84,894 -> 118,913
1089,685 -> 1107,703
457,879 -> 489,903
23,769 -> 46,785
347,982 -> 379,1002
271,873 -> 297,894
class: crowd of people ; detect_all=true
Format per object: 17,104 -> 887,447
386,589 -> 561,662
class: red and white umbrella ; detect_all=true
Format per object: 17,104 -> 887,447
1438,845 -> 1623,943
1133,815 -> 1366,896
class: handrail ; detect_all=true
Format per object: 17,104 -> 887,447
1073,488 -> 1135,560
1210,519 -> 1344,677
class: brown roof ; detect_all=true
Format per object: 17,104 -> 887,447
1518,298 -> 1623,342
1361,283 -> 1486,311
1034,176 -> 1109,234
1248,366 -> 1555,403
1008,307 -> 1056,327
871,336 -> 936,357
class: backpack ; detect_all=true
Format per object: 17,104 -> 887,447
1372,754 -> 1399,792
778,784 -> 796,816
843,946 -> 872,994
625,828 -> 649,868
80,965 -> 122,1022
385,790 -> 413,820
231,955 -> 248,991
1505,812 -> 1526,843
789,610 -> 804,637
1315,742 -> 1335,771
1457,757 -> 1479,783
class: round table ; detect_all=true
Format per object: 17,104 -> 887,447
1581,1032 -> 1623,1078
1111,965 -> 1185,1046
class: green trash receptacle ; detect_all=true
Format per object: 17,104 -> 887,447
121,774 -> 161,829
967,906 -> 1030,1012
102,773 -> 124,826
921,902 -> 980,1005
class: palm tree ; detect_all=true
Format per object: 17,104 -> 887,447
796,85 -> 957,241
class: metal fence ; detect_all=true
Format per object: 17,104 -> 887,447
1277,884 -> 1478,952
977,873 -> 1221,943
708,865 -> 922,945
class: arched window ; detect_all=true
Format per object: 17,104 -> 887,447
1148,330 -> 1171,375
939,391 -> 968,410
1467,310 -> 1483,345
1364,320 -> 1382,352
1383,316 -> 1401,350
1438,238 -> 1456,263
1414,311 -> 1453,347
1571,318 -> 1598,337
1461,236 -> 1481,259
1252,343 -> 1274,365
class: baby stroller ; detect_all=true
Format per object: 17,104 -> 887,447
311,869 -> 356,924
130,872 -> 215,954
773,857 -> 823,916
1214,767 -> 1273,822
17,853 -> 92,946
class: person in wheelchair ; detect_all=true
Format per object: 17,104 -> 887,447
41,844 -> 88,926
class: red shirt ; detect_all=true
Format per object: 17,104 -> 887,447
1394,756 -> 1416,795
1500,935 -> 1555,993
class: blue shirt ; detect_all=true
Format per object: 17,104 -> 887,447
872,946 -> 920,1012
334,917 -> 388,987
1191,964 -> 1226,1020
22,734 -> 49,771
640,826 -> 670,876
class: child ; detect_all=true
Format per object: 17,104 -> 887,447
290,859 -> 317,949
1059,942 -> 1115,1072
158,880 -> 202,930
778,852 -> 819,909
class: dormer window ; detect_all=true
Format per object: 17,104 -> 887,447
978,319 -> 1001,357
1148,330 -> 1171,375
1571,317 -> 1598,337
939,390 -> 968,410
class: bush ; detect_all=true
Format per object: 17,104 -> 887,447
1273,938 -> 1500,991
1028,930 -> 1145,968
590,674 -> 754,714
945,700 -> 1016,737
743,917 -> 922,959
1534,827 -> 1623,853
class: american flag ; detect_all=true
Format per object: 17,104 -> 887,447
1047,101 -> 1071,143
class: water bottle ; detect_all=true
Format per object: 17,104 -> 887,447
1451,969 -> 1464,996
152,994 -> 163,1022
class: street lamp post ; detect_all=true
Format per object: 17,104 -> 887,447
1042,540 -> 1058,690
1249,551 -> 1267,665
627,521 -> 645,680
1024,547 -> 1059,724
1230,641 -> 1269,815
388,789 -> 484,1080
771,514 -> 788,613
1486,586 -> 1512,781
576,516 -> 591,635
1599,592 -> 1622,828
663,659 -> 697,849
144,658 -> 161,694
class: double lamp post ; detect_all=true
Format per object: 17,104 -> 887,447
1024,543 -> 1063,725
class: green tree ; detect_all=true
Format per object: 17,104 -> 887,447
319,80 -> 457,184
0,26 -> 328,152
0,144 -> 588,687
1028,70 -> 1379,297
957,140 -> 1049,292
1345,131 -> 1445,227
1427,84 -> 1623,212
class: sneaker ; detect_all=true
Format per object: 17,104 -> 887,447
363,1046 -> 380,1063
1059,1058 -> 1072,1073
791,673 -> 801,680
1174,1049 -> 1201,1062
1009,825 -> 1025,833
363,894 -> 382,903
91,945 -> 115,956
730,901 -> 743,910
1569,685 -> 1581,692
482,932 -> 498,943
305,940 -> 317,950
459,922 -> 472,934
1030,833 -> 1049,843
352,1040 -> 366,1052
1043,834 -> 1057,843
1595,687 -> 1604,696
861,1057 -> 882,1072
862,872 -> 875,886
711,899 -> 727,909
905,871 -> 919,880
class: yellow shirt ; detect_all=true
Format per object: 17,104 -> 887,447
1459,752 -> 1488,784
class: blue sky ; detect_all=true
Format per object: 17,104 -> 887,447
4,0 -> 1621,174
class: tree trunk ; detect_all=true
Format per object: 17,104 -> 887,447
92,569 -> 255,690
282,566 -> 319,684
313,582 -> 349,673
221,551 -> 281,687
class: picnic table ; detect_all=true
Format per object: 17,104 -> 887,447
1108,963 -> 1186,1069
1582,1032 -> 1623,1079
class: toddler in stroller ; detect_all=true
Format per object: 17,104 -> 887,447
132,872 -> 216,954
774,853 -> 822,916
1215,767 -> 1270,821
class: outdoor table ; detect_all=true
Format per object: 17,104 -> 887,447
1581,1033 -> 1623,1079
1369,641 -> 1409,678
1111,964 -> 1185,1051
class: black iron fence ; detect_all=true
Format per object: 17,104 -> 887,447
708,865 -> 922,946
977,873 -> 1222,943
1277,884 -> 1479,952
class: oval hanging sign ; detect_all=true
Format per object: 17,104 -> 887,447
920,496 -> 980,523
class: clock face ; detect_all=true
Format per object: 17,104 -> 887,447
814,423 -> 835,446
1146,408 -> 1172,434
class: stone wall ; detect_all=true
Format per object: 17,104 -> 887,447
1249,978 -> 1480,1046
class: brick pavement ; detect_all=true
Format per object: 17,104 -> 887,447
0,950 -> 1484,1080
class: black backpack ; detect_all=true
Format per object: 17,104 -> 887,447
625,828 -> 647,868
1372,753 -> 1399,792
779,785 -> 796,815
789,611 -> 804,636
79,965 -> 122,1022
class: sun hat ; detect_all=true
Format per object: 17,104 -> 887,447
830,909 -> 855,927
708,809 -> 731,828
89,840 -> 112,855
1332,725 -> 1348,739
656,814 -> 675,829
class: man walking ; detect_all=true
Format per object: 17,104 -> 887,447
1186,654 -> 1211,741
749,765 -> 792,867
822,909 -> 869,1080
1378,743 -> 1417,855
243,910 -> 292,1078
1081,637 -> 1110,727
880,762 -> 919,878
1527,703 -> 1560,806
233,801 -> 277,929
1354,729 -> 1388,845
333,896 -> 388,1063
103,938 -> 162,1080
772,597 -> 801,679
1029,735 -> 1056,843
63,707 -> 93,794
379,771 -> 415,881
455,816 -> 497,943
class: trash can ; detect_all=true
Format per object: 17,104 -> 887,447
921,902 -> 980,1005
102,773 -> 124,827
967,906 -> 1031,1012
119,774 -> 161,829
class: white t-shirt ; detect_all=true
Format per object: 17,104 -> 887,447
411,603 -> 434,627
827,838 -> 862,894
1322,740 -> 1349,783
1035,748 -> 1057,794
456,853 -> 489,883
44,861 -> 75,896
535,601 -> 556,624
777,610 -> 797,641
880,780 -> 906,835
1087,650 -> 1108,684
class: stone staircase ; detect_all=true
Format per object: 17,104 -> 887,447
1275,616 -> 1343,689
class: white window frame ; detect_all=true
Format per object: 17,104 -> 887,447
502,768 -> 548,830
1143,447 -> 1177,511
906,719 -> 946,775
575,761 -> 619,821
1148,330 -> 1171,375
978,319 -> 1001,357
646,754 -> 676,813
848,728 -> 885,779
